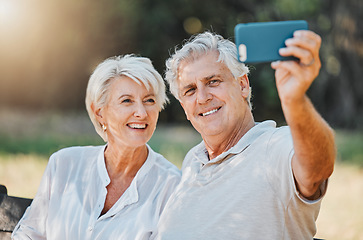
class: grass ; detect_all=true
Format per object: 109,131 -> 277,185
0,153 -> 47,198
315,164 -> 363,240
0,109 -> 362,239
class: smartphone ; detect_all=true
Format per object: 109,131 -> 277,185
234,20 -> 308,63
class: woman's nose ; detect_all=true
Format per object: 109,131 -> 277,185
134,103 -> 147,118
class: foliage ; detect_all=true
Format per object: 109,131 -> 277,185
0,134 -> 104,157
335,130 -> 363,167
0,0 -> 362,128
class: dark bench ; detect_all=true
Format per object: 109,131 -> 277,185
0,185 -> 32,240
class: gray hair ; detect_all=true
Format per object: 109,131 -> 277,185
85,54 -> 168,141
165,31 -> 252,108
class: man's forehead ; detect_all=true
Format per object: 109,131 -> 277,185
178,57 -> 227,83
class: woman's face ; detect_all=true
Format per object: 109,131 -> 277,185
98,76 -> 160,148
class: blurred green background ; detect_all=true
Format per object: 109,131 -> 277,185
0,0 -> 362,239
0,0 -> 362,128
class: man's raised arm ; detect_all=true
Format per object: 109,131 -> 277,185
271,30 -> 336,199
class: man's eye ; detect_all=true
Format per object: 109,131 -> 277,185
184,88 -> 196,96
208,79 -> 220,86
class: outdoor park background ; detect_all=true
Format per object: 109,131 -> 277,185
0,0 -> 362,239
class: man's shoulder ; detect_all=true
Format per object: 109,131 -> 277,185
181,141 -> 205,169
251,121 -> 291,142
149,147 -> 181,178
186,141 -> 205,157
267,125 -> 292,144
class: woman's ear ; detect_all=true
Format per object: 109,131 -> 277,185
238,74 -> 250,99
91,103 -> 103,122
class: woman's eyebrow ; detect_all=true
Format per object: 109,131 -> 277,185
118,94 -> 132,100
144,93 -> 156,98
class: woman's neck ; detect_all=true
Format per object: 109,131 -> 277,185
104,143 -> 148,179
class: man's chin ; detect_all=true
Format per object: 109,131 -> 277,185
198,128 -> 225,139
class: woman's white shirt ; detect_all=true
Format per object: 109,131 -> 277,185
12,144 -> 181,240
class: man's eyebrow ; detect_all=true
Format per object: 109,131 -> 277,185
181,83 -> 196,92
180,74 -> 219,93
203,74 -> 216,81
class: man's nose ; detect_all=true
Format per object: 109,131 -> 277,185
196,87 -> 212,104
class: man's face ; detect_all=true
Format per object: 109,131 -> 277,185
177,51 -> 251,142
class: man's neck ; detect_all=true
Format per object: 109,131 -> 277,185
204,119 -> 255,160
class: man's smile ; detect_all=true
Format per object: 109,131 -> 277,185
199,107 -> 221,117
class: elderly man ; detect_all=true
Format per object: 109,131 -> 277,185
154,30 -> 335,239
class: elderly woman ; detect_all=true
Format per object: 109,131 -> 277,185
12,55 -> 181,239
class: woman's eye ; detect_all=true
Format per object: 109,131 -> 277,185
145,98 -> 156,103
121,99 -> 132,103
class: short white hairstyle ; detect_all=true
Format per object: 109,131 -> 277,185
85,54 -> 168,141
165,31 -> 252,108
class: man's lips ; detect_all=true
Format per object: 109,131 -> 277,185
199,107 -> 221,117
127,123 -> 147,129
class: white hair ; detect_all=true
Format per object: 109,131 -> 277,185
165,31 -> 252,108
85,54 -> 168,141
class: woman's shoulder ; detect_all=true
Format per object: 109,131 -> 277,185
49,145 -> 105,167
54,145 -> 104,156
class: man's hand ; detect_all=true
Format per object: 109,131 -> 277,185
271,30 -> 321,104
271,30 -> 335,199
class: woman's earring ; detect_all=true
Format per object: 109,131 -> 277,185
102,124 -> 107,132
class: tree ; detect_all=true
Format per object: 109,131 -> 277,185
1,0 -> 361,129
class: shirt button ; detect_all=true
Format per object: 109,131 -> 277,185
88,226 -> 93,232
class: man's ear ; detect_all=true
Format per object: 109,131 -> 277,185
238,74 -> 250,99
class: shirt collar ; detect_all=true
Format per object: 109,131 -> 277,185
97,144 -> 110,186
195,120 -> 277,165
97,144 -> 156,217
